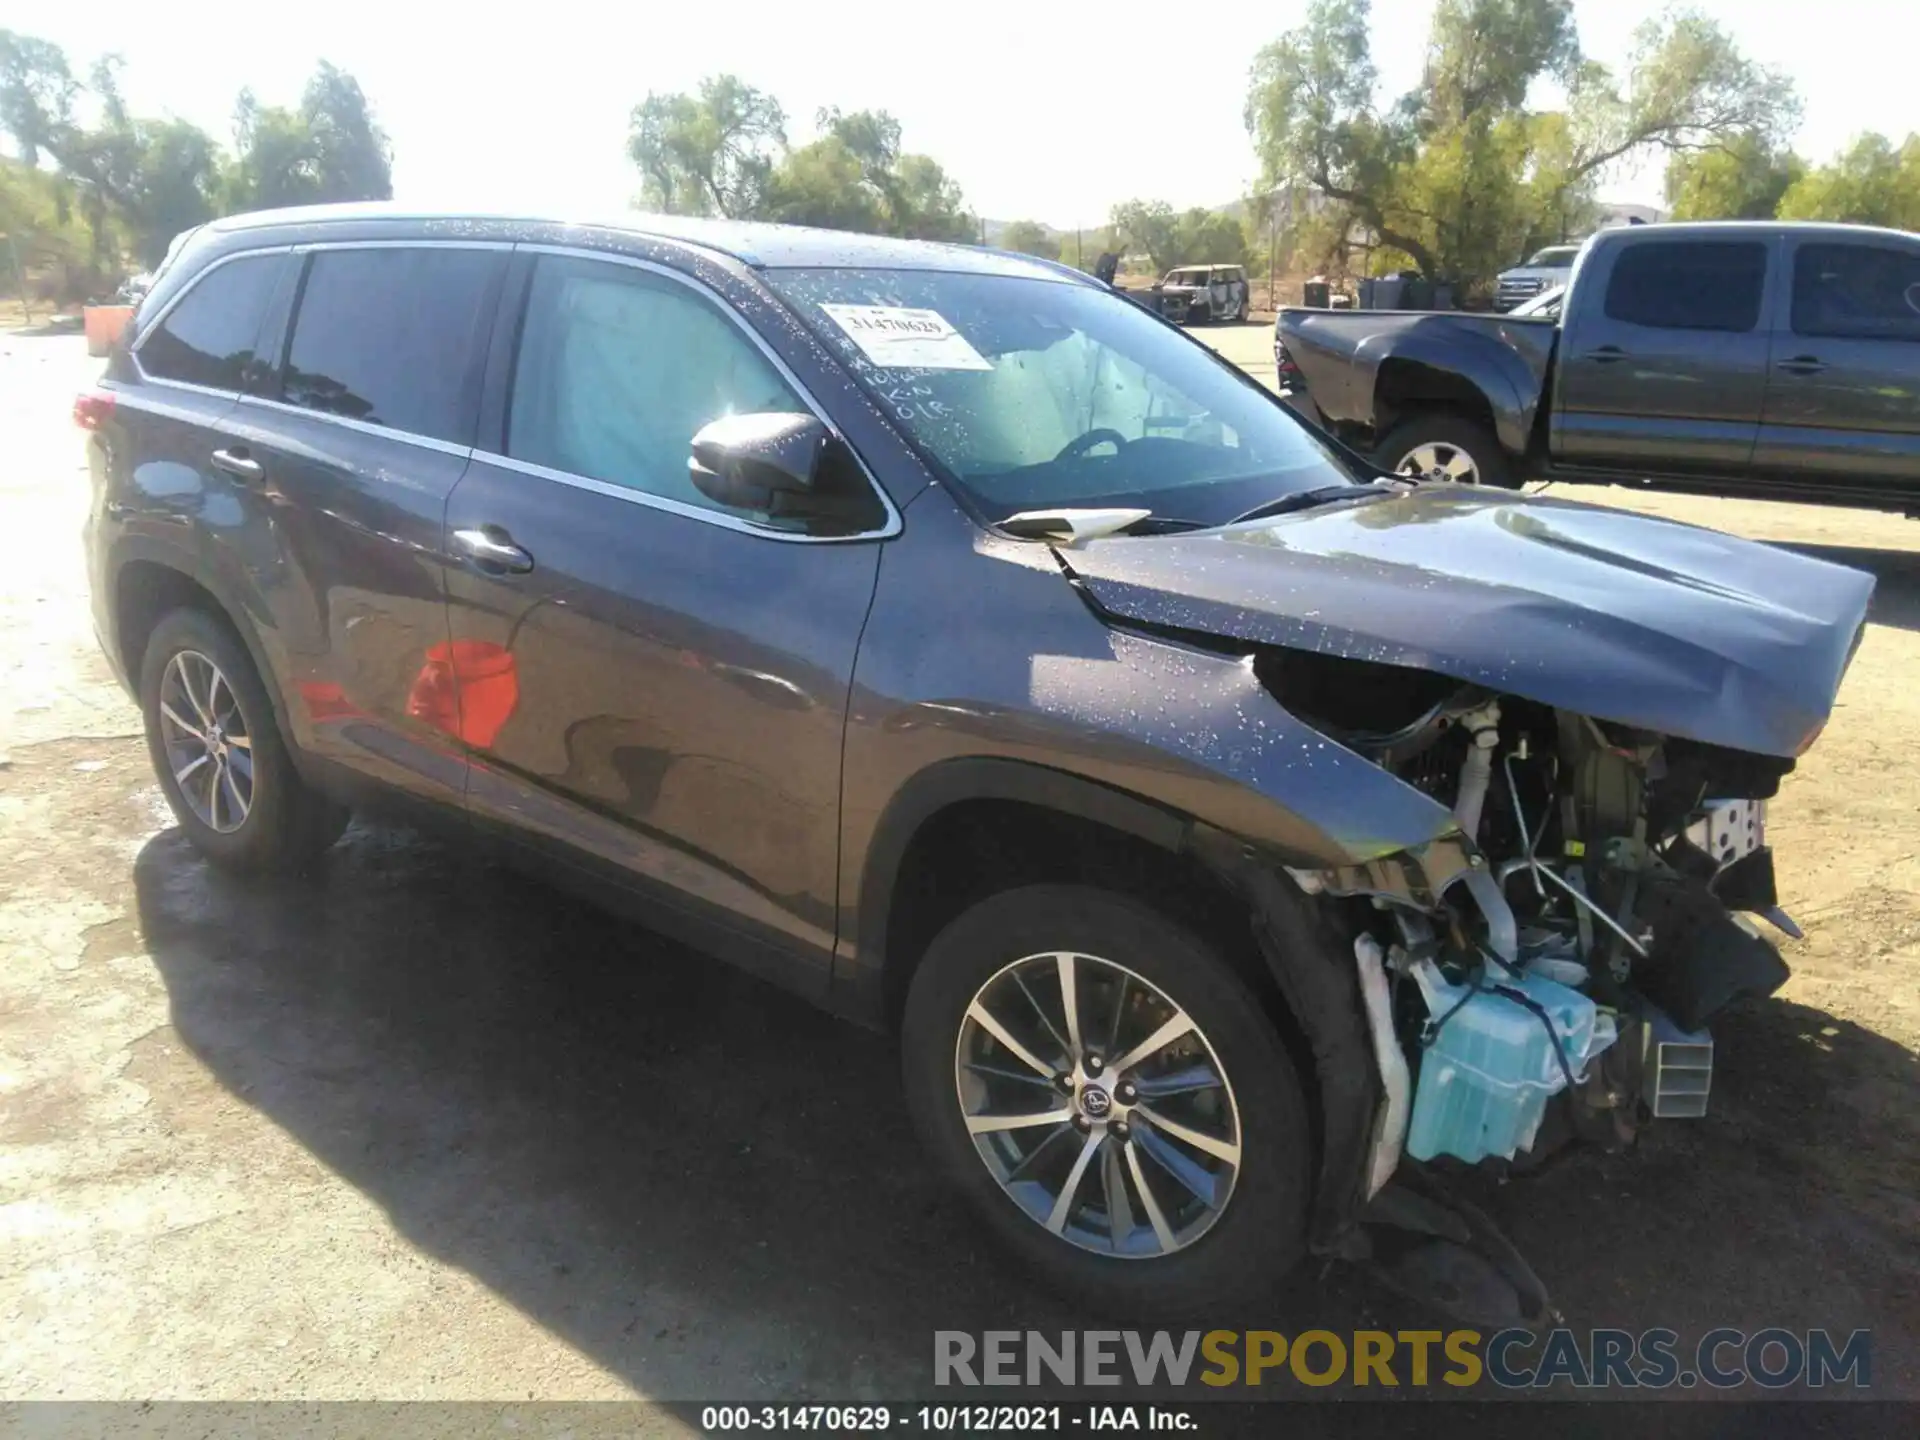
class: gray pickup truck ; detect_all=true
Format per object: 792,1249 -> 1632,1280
1275,221 -> 1920,512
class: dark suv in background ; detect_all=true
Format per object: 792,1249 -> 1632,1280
80,204 -> 1871,1316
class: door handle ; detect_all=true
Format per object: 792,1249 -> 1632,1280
210,447 -> 264,482
452,526 -> 535,574
1583,345 -> 1627,364
1776,355 -> 1827,375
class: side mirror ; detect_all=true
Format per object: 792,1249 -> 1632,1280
688,411 -> 885,534
689,411 -> 829,513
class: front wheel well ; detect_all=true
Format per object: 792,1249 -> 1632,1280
880,799 -> 1283,1034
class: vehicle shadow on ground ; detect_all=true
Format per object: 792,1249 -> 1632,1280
130,822 -> 1383,1407
1778,544 -> 1920,633
131,820 -> 1920,1403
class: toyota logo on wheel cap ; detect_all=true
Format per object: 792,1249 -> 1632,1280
1080,1087 -> 1112,1119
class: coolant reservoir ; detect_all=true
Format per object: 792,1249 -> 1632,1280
1405,958 -> 1617,1165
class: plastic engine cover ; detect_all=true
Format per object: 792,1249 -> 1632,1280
1406,960 -> 1618,1164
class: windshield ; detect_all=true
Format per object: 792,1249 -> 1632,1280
1165,269 -> 1207,286
1524,247 -> 1578,267
763,266 -> 1358,525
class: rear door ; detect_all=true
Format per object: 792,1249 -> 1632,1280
116,248 -> 289,593
214,241 -> 509,810
443,249 -> 893,992
1754,235 -> 1920,491
1553,235 -> 1775,474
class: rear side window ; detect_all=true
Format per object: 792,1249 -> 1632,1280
137,253 -> 281,391
281,247 -> 500,445
1603,242 -> 1769,332
1792,243 -> 1920,342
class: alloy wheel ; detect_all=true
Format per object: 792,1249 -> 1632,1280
1396,441 -> 1480,484
157,649 -> 255,833
954,950 -> 1242,1257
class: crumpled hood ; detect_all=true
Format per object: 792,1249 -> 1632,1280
1059,487 -> 1875,758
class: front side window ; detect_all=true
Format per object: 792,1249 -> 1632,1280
1792,243 -> 1920,342
137,253 -> 281,391
281,247 -> 501,444
765,266 -> 1354,526
1603,242 -> 1768,332
507,255 -> 808,521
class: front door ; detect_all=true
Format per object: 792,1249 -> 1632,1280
1552,236 -> 1774,474
1754,235 -> 1920,491
443,251 -> 889,991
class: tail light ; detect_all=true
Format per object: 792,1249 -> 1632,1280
73,391 -> 116,430
1274,341 -> 1304,385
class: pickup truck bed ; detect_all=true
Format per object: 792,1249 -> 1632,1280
1276,221 -> 1920,513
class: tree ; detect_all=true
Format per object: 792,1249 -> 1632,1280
997,220 -> 1060,260
225,65 -> 391,214
3,32 -> 391,281
764,108 -> 973,240
1174,208 -> 1249,268
1778,133 -> 1920,231
300,62 -> 391,203
762,135 -> 883,231
1665,132 -> 1804,220
628,75 -> 784,218
1246,1 -> 1797,291
1110,198 -> 1182,272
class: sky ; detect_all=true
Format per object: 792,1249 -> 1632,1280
18,0 -> 1915,231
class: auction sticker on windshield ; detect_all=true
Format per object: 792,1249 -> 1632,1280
819,304 -> 993,371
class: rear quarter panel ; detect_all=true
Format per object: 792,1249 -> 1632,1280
1279,310 -> 1556,453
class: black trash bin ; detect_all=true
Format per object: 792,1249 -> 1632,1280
1302,279 -> 1331,309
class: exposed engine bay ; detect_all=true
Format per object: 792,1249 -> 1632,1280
1269,650 -> 1798,1184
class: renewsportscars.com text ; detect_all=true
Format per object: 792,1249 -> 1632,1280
934,1328 -> 1872,1390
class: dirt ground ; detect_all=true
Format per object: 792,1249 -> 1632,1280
3,326 -> 1916,1406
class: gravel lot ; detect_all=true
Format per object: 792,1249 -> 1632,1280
3,325 -> 1915,1404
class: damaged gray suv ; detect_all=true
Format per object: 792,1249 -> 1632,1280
82,205 -> 1872,1316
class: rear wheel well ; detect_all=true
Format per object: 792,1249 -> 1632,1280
1373,360 -> 1499,447
115,561 -> 226,681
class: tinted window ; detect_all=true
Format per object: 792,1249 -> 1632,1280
507,256 -> 808,521
137,253 -> 280,391
1792,243 -> 1920,342
281,248 -> 499,444
1603,242 -> 1768,332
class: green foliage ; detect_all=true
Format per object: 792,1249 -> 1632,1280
1110,199 -> 1251,274
996,219 -> 1060,260
1665,133 -> 1804,221
1246,0 -> 1797,290
1777,133 -> 1920,231
629,75 -> 784,219
629,85 -> 975,242
1,30 -> 390,285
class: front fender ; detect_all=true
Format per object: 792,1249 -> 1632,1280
834,489 -> 1459,990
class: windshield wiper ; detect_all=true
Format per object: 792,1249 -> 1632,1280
999,507 -> 1158,543
1224,481 -> 1401,527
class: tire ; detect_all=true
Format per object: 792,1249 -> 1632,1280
1375,411 -> 1514,488
138,607 -> 349,872
901,884 -> 1312,1314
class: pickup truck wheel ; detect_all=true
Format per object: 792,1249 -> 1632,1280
1376,414 -> 1513,488
900,884 -> 1311,1313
